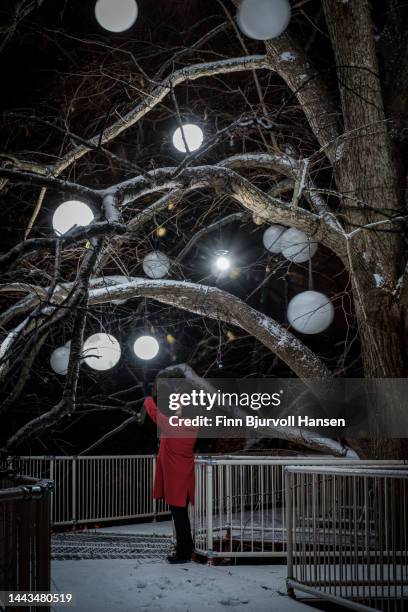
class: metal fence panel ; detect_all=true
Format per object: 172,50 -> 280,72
193,458 -> 405,559
285,466 -> 408,611
8,456 -> 169,526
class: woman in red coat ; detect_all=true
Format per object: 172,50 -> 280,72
143,385 -> 198,563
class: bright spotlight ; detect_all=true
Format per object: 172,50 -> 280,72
133,335 -> 160,360
172,123 -> 204,153
215,256 -> 231,271
52,200 -> 94,236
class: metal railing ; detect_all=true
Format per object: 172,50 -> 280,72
285,466 -> 408,611
8,456 -> 169,526
193,457 -> 405,559
9,453 -> 299,528
0,473 -> 53,611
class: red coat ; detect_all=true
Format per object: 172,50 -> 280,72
144,396 -> 197,507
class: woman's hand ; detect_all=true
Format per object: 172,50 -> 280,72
142,381 -> 152,398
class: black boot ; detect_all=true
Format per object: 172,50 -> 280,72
166,551 -> 192,564
169,504 -> 194,564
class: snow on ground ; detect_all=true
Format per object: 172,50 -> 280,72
51,520 -> 314,612
99,519 -> 174,537
51,559 -> 311,612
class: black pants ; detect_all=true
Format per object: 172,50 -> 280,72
169,503 -> 194,557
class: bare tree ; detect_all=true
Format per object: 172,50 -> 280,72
1,0 -> 407,457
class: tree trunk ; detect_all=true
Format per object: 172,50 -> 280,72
321,1 -> 405,457
322,0 -> 404,381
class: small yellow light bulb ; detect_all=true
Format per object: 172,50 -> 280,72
229,268 -> 241,279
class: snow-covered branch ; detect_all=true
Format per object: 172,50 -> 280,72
220,153 -> 344,232
156,363 -> 357,457
6,55 -> 271,181
88,278 -> 331,380
1,151 -> 346,263
0,166 -> 99,201
106,164 -> 347,259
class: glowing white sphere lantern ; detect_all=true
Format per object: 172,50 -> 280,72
263,224 -> 285,254
52,200 -> 94,236
172,123 -> 204,153
143,251 -> 170,279
83,333 -> 121,371
133,336 -> 159,360
50,346 -> 70,376
95,0 -> 138,32
280,228 -> 318,263
237,0 -> 291,40
287,290 -> 334,335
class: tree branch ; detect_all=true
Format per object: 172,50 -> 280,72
7,55 -> 271,181
155,363 -> 357,457
78,409 -> 145,456
0,220 -> 126,272
107,164 -> 347,259
0,243 -> 101,383
230,0 -> 341,162
4,238 -> 102,449
264,32 -> 341,164
0,166 -> 99,202
88,278 -> 332,380
177,212 -> 248,262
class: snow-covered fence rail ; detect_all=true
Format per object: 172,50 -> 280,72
7,456 -> 169,526
193,457 -> 405,560
285,466 -> 408,611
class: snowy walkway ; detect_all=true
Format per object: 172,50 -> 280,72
51,521 -> 314,612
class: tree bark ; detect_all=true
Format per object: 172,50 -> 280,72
323,0 -> 404,379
